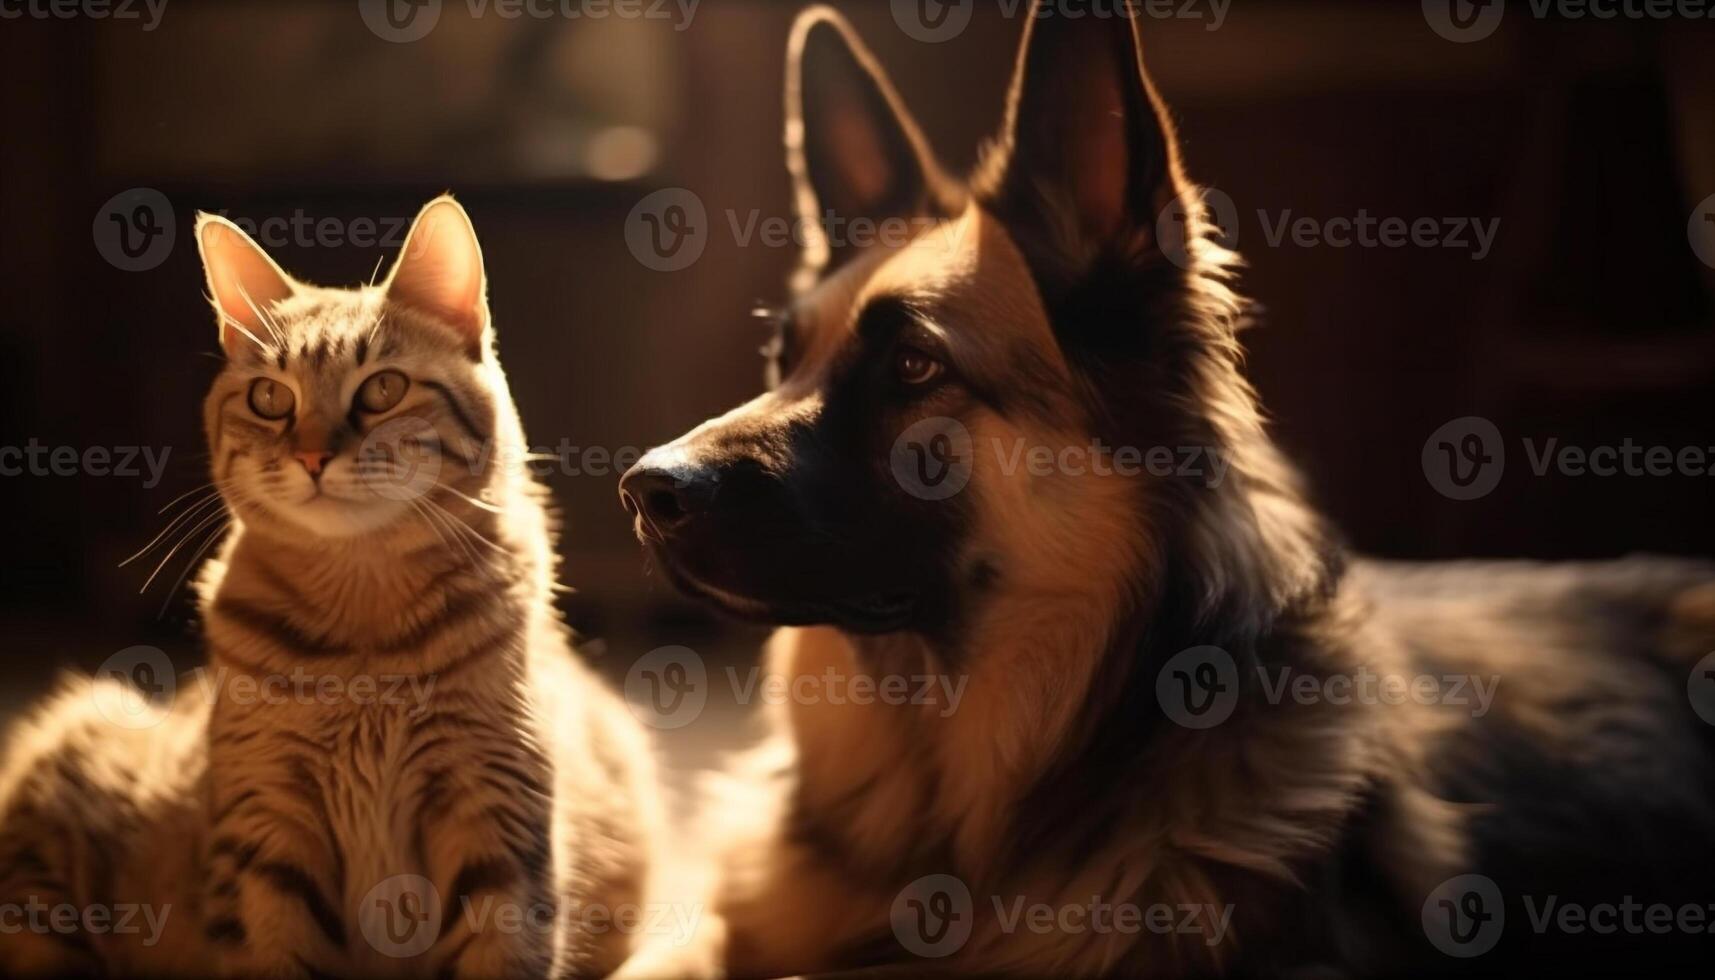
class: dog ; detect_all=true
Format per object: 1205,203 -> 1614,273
618,4 -> 1715,975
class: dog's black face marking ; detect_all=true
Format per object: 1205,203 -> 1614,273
623,294 -> 978,634
621,8 -> 1200,638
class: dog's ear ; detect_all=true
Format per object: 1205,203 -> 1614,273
985,3 -> 1185,270
786,6 -> 952,273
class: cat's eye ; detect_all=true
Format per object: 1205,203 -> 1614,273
247,378 -> 295,420
894,346 -> 943,386
356,370 -> 409,414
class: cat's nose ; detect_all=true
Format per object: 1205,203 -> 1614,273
294,450 -> 334,477
619,456 -> 717,540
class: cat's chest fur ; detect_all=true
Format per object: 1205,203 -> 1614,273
200,645 -> 546,943
207,675 -> 464,870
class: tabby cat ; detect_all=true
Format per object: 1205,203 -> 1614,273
0,196 -> 665,978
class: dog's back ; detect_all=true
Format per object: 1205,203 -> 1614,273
1354,556 -> 1715,974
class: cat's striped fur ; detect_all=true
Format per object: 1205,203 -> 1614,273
0,197 -> 665,978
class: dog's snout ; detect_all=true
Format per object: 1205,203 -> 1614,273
619,458 -> 717,540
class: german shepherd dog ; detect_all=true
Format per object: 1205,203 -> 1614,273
618,4 -> 1715,976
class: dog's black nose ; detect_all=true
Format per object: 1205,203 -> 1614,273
619,459 -> 717,540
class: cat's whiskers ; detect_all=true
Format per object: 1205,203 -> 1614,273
433,481 -> 505,515
218,311 -> 272,355
415,496 -> 491,574
366,310 -> 388,351
120,481 -> 239,569
423,495 -> 507,556
139,501 -> 234,594
406,497 -> 457,555
416,496 -> 512,584
154,478 -> 239,516
157,513 -> 231,618
233,279 -> 288,351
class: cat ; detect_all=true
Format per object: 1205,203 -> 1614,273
0,196 -> 668,978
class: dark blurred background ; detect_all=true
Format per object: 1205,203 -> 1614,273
1,1 -> 1711,758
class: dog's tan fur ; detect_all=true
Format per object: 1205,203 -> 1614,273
633,6 -> 1715,977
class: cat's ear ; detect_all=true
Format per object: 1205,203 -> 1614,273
386,195 -> 488,359
786,7 -> 954,272
195,213 -> 299,355
985,1 -> 1184,266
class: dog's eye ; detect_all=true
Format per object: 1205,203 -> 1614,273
247,378 -> 295,420
356,370 -> 409,414
894,346 -> 943,386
